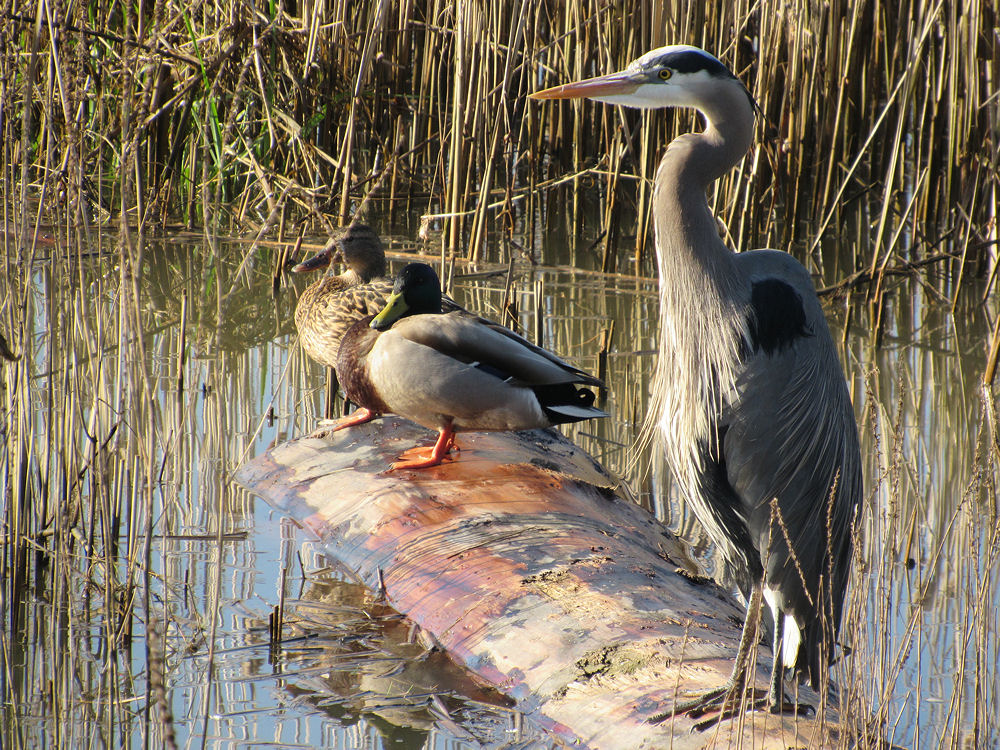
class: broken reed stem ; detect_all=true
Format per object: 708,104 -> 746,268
533,277 -> 544,346
983,312 -> 1000,386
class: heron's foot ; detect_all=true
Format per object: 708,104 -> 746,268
308,407 -> 378,438
698,692 -> 811,731
668,686 -> 729,718
655,686 -> 811,730
650,684 -> 765,729
766,694 -> 814,717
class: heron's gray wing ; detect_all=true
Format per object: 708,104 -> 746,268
725,334 -> 860,595
720,277 -> 862,684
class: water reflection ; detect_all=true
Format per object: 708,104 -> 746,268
271,558 -> 526,746
8,233 -> 997,749
839,276 -> 1000,748
284,240 -> 999,747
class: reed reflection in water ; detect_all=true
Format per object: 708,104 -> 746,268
2,231 -> 997,749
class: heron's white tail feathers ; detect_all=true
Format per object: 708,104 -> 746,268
763,587 -> 803,668
781,613 -> 801,668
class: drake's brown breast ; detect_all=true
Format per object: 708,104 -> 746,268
336,317 -> 391,415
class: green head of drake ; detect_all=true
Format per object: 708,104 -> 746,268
370,263 -> 443,331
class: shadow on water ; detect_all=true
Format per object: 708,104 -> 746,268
3,224 -> 998,749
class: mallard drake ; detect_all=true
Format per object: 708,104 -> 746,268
292,223 -> 393,370
329,262 -> 608,469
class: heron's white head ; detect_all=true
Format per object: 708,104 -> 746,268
530,45 -> 752,111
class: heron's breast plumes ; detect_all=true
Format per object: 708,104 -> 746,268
643,152 -> 751,503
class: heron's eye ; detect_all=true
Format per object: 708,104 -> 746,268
658,68 -> 672,80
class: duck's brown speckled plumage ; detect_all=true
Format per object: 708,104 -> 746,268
294,224 -> 465,371
293,224 -> 394,369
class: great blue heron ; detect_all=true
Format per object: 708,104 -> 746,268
531,46 -> 862,719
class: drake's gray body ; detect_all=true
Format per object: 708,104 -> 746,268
341,310 -> 603,434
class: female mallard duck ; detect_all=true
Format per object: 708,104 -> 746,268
292,223 -> 393,370
293,224 -> 465,370
330,262 -> 608,470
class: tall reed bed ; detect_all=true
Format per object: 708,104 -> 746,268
3,2 -> 996,272
2,240 -> 998,747
0,239 -> 294,748
2,1 -> 998,748
829,278 -> 1000,748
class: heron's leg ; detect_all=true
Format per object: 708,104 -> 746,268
660,583 -> 765,724
390,422 -> 457,470
767,610 -> 786,711
765,608 -> 813,716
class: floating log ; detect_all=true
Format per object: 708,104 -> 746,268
235,417 -> 839,748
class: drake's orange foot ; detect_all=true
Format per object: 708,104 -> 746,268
388,425 -> 457,470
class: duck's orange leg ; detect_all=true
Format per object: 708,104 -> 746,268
390,423 -> 457,470
309,407 -> 379,438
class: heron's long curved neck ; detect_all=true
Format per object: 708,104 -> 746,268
652,85 -> 754,291
649,83 -> 755,479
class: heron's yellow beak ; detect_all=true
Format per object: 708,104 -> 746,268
530,72 -> 641,100
371,291 -> 409,330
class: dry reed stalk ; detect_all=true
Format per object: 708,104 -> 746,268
2,1 -> 995,272
3,2 -> 1000,748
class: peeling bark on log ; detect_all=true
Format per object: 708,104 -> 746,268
236,417 -> 840,749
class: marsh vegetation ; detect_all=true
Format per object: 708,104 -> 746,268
2,1 -> 998,747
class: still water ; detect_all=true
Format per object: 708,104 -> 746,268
9,226 -> 999,748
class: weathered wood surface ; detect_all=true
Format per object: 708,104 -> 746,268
236,417 -> 838,748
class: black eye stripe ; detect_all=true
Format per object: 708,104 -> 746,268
650,50 -> 733,79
